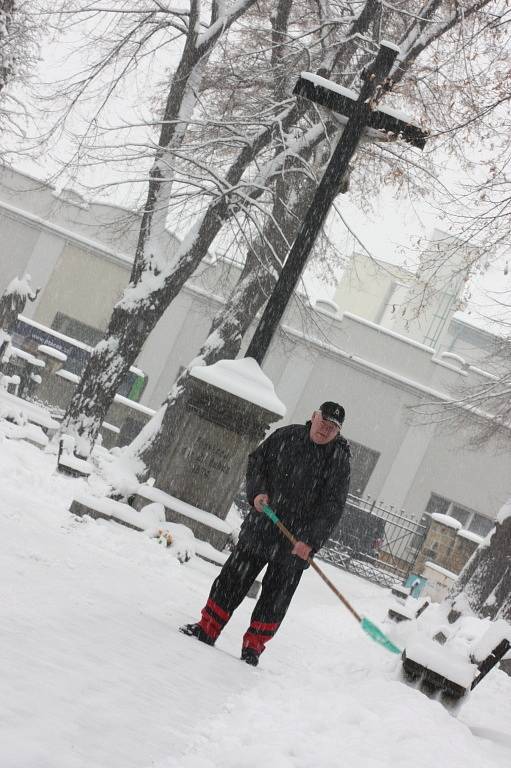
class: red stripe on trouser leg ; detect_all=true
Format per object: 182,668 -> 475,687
199,610 -> 222,641
242,621 -> 281,655
206,599 -> 230,622
242,631 -> 272,655
198,600 -> 231,642
250,620 -> 280,632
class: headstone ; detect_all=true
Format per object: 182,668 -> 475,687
153,358 -> 285,522
0,275 -> 39,336
413,513 -> 461,575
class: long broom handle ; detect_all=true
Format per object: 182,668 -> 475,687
263,506 -> 362,623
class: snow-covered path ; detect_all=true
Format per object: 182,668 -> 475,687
1,435 -> 510,768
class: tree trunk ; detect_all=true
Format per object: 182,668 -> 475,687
0,1 -> 16,95
449,515 -> 511,623
59,202 -> 230,454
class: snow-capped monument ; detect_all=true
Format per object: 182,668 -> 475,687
145,357 -> 285,523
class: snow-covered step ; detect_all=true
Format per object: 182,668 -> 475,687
132,485 -> 234,551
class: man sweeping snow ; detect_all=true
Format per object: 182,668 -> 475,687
181,402 -> 351,666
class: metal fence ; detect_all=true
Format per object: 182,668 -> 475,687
318,493 -> 427,588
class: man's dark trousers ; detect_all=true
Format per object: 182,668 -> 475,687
197,546 -> 304,655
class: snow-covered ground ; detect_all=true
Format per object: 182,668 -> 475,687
1,433 -> 510,768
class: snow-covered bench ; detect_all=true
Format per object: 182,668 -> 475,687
402,619 -> 511,703
56,435 -> 94,477
388,595 -> 430,623
131,485 -> 234,552
0,388 -> 60,447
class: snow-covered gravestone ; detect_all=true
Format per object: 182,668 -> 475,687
0,275 -> 40,371
0,275 -> 39,336
152,358 -> 285,522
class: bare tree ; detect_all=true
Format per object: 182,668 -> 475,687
53,0 -> 262,454
0,0 -> 44,144
409,333 -> 511,450
1,1 -> 18,96
52,0 -> 505,460
132,0 -> 508,478
56,0 -> 367,454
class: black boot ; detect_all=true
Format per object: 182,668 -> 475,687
241,647 -> 260,667
179,623 -> 215,646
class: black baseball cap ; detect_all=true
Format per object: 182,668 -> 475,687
320,401 -> 345,428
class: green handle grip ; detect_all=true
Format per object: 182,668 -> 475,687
262,504 -> 280,524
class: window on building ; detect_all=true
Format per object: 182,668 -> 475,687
50,312 -> 147,401
347,440 -> 380,496
469,513 -> 495,537
425,494 -> 450,517
424,493 -> 494,537
449,504 -> 471,528
52,312 -> 104,347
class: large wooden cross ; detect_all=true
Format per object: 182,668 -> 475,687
245,42 -> 429,364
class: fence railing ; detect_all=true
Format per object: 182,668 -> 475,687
318,493 -> 427,588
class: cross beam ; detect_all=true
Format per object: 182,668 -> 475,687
294,74 -> 429,150
245,43 -> 430,365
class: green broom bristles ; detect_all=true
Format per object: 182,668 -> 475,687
361,617 -> 402,655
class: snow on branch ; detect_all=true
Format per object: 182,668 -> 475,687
393,0 -> 496,81
196,0 -> 258,51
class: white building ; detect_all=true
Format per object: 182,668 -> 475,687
1,166 -> 509,535
334,247 -> 506,369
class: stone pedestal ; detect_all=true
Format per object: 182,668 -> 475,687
155,359 -> 285,523
414,513 -> 483,578
414,513 -> 461,574
450,531 -> 481,574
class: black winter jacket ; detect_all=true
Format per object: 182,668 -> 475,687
238,424 -> 351,562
